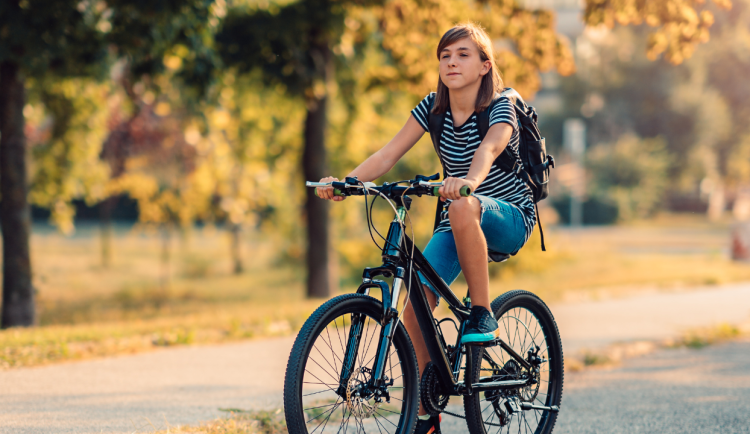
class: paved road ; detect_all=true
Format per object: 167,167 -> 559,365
2,283 -> 750,433
439,339 -> 750,434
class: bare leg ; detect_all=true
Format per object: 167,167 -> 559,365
402,284 -> 437,416
448,197 -> 491,311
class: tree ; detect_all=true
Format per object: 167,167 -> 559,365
0,0 -> 218,328
367,0 -> 575,97
547,0 -> 746,220
216,0 -> 357,298
197,70 -> 305,274
584,0 -> 732,65
25,78 -> 113,236
215,0 -> 577,298
105,99 -> 203,289
0,0 -> 103,328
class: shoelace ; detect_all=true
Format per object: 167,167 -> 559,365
466,308 -> 486,330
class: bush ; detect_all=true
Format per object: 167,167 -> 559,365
586,135 -> 671,221
551,194 -> 619,225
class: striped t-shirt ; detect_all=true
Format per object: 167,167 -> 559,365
411,94 -> 536,241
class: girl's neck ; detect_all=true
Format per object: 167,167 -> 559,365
447,80 -> 481,115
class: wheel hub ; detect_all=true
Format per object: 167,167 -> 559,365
346,368 -> 380,418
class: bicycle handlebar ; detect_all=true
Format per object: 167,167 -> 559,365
307,179 -> 471,199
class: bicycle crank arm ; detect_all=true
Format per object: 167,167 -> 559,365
520,402 -> 559,412
462,379 -> 528,391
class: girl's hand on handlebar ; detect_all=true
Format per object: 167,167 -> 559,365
438,177 -> 476,201
317,176 -> 345,201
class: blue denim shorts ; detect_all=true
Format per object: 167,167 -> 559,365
417,195 -> 530,304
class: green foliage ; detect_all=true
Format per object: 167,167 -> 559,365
26,78 -> 113,233
4,0 -> 223,235
198,70 -> 307,257
216,2 -> 343,98
371,0 -> 576,98
584,0 -> 732,65
551,194 -> 619,225
546,1 -> 750,205
1,0 -> 219,82
0,0 -> 106,76
586,135 -> 671,220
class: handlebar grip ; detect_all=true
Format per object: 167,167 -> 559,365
314,187 -> 344,197
432,185 -> 472,197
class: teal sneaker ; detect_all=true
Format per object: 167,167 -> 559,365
461,306 -> 499,345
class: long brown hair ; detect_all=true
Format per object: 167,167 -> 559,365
432,23 -> 503,114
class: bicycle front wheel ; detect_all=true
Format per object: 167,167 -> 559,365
284,294 -> 419,434
464,290 -> 564,434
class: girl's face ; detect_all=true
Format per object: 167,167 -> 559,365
439,37 -> 491,91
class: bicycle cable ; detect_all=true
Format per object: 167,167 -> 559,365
395,185 -> 416,326
360,181 -> 412,260
360,181 -> 383,250
357,181 -> 417,320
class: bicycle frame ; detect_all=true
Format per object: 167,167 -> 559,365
336,199 -> 533,399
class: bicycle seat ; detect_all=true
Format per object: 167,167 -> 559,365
487,250 -> 511,263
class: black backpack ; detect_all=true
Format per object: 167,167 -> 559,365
426,88 -> 555,255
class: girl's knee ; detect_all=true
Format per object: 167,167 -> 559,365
448,197 -> 481,225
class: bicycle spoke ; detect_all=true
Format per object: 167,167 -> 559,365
295,304 -> 413,434
312,401 -> 341,434
373,410 -> 398,427
371,412 -> 390,434
307,354 -> 340,384
468,304 -> 560,434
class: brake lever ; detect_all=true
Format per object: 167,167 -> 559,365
414,173 -> 440,183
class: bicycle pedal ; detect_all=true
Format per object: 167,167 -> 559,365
462,338 -> 500,348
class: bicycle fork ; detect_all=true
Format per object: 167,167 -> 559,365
337,267 -> 406,400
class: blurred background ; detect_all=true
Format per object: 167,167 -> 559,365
1,0 -> 749,368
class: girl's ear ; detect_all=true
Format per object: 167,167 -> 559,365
480,59 -> 492,76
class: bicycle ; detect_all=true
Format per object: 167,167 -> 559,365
284,174 -> 564,434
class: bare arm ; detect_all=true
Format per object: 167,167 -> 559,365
439,123 -> 513,200
317,115 -> 426,201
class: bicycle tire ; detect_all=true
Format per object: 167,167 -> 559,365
284,293 -> 420,434
463,290 -> 564,434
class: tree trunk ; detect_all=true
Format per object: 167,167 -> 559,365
708,182 -> 725,221
160,223 -> 171,290
0,61 -> 35,328
99,196 -> 117,268
230,223 -> 243,274
303,96 -> 332,298
302,42 -> 337,298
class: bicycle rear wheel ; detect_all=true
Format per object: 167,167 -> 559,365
284,294 -> 419,434
463,290 -> 564,434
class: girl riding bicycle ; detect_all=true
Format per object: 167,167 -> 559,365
317,22 -> 536,433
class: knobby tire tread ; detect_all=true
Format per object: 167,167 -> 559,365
463,290 -> 564,434
283,293 -> 420,434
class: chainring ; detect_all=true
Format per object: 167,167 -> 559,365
420,362 -> 450,417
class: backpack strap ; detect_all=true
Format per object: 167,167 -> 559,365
477,91 -> 520,174
426,93 -> 447,231
481,89 -> 548,252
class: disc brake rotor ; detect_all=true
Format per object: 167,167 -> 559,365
346,368 -> 379,418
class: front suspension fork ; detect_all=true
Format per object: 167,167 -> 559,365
337,268 -> 405,397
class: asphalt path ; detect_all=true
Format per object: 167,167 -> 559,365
439,338 -> 750,434
2,283 -> 750,433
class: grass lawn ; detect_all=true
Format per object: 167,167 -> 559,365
2,213 -> 749,369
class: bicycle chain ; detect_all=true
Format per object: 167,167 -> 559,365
441,408 -> 506,427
